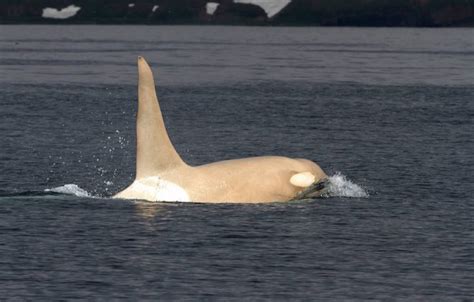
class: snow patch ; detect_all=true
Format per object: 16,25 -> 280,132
206,2 -> 220,15
42,5 -> 81,20
128,3 -> 135,8
233,0 -> 291,18
152,5 -> 159,12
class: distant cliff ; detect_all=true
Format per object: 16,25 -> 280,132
1,0 -> 473,26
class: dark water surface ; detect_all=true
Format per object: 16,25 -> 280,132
0,26 -> 473,300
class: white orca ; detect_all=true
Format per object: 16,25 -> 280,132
114,57 -> 327,203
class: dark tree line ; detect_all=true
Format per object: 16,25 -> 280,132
1,0 -> 473,26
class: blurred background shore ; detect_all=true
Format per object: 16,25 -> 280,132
1,0 -> 473,27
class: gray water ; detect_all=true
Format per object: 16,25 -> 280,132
0,25 -> 473,300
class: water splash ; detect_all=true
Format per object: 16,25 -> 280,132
45,184 -> 91,198
325,173 -> 369,198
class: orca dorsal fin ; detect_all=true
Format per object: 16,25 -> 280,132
135,56 -> 185,179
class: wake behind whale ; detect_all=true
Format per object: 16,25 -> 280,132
45,184 -> 91,198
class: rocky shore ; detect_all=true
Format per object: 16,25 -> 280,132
1,0 -> 473,26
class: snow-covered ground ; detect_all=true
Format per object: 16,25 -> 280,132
42,5 -> 81,19
233,0 -> 291,18
206,2 -> 220,15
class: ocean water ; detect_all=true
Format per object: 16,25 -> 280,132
0,26 -> 473,300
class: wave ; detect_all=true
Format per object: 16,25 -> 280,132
0,190 -> 62,197
325,173 -> 369,198
0,184 -> 93,199
44,184 -> 92,198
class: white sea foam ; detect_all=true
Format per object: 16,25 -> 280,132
233,0 -> 291,18
42,5 -> 81,19
45,184 -> 91,198
326,173 -> 369,198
